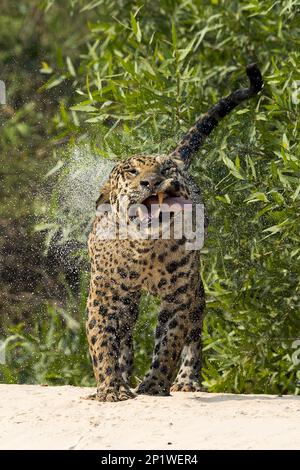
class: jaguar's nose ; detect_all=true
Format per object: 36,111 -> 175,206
140,176 -> 163,190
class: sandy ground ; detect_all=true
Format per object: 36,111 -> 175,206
0,384 -> 299,450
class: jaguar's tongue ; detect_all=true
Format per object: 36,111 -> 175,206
146,194 -> 192,209
137,194 -> 192,221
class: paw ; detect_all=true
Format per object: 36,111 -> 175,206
136,380 -> 170,396
170,382 -> 202,392
85,385 -> 136,402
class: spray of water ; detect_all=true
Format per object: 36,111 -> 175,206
44,144 -> 115,247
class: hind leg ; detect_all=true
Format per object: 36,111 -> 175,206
171,287 -> 205,392
136,308 -> 188,396
136,268 -> 202,396
170,328 -> 203,392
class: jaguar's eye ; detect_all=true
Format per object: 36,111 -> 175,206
127,168 -> 138,175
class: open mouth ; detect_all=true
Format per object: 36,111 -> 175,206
134,191 -> 192,225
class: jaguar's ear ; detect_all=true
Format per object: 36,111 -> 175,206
171,155 -> 185,169
95,179 -> 111,208
156,153 -> 184,169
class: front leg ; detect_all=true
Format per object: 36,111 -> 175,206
119,299 -> 139,385
86,288 -> 137,402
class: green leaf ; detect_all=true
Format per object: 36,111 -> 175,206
70,104 -> 97,112
39,75 -> 66,91
177,37 -> 197,62
245,192 -> 269,203
222,155 -> 244,180
262,219 -> 289,234
281,133 -> 290,150
171,20 -> 177,49
131,13 -> 142,43
66,57 -> 76,77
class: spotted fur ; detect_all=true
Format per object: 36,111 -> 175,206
86,64 -> 263,401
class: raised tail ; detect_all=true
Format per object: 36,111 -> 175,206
170,63 -> 263,165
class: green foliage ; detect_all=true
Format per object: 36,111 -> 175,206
1,0 -> 300,394
0,281 -> 159,387
0,280 -> 93,386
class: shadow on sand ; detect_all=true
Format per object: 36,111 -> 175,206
190,393 -> 300,403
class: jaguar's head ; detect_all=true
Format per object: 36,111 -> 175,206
96,154 -> 190,220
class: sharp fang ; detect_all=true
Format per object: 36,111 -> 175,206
137,206 -> 145,220
158,192 -> 164,206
